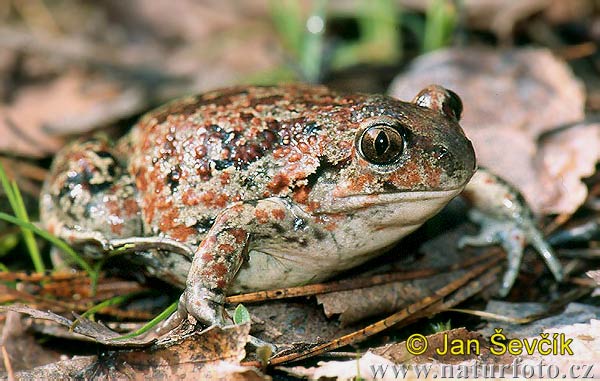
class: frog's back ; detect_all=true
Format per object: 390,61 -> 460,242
127,85 -> 362,242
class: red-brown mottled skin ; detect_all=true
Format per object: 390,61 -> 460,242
121,85 -> 473,248
49,84 -> 564,328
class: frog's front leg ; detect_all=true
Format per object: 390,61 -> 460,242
176,198 -> 293,327
459,169 -> 564,296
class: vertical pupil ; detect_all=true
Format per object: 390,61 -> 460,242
374,130 -> 389,156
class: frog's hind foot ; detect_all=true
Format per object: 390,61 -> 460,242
460,169 -> 564,296
40,137 -> 142,254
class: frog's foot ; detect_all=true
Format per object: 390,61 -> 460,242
179,286 -> 229,327
458,211 -> 525,296
460,169 -> 564,296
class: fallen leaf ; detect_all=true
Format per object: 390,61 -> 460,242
537,124 -> 600,214
0,309 -> 62,372
479,302 -> 600,338
0,304 -> 154,346
0,70 -> 125,157
11,324 -> 263,380
518,318 -> 600,374
389,47 -> 598,214
317,227 -> 501,325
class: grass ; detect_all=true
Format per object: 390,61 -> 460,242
270,0 -> 327,83
0,163 -> 180,338
0,163 -> 97,287
266,0 -> 456,85
111,301 -> 178,340
0,164 -> 44,273
423,0 -> 457,52
330,0 -> 402,70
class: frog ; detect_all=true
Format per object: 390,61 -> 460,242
40,84 -> 563,327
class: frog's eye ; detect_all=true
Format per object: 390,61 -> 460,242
358,124 -> 404,165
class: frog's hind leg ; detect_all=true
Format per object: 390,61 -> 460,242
40,137 -> 142,259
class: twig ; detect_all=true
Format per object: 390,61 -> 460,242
266,255 -> 502,365
1,345 -> 14,381
227,251 -> 499,304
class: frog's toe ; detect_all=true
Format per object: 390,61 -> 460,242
496,227 -> 526,297
526,227 -> 564,282
457,227 -> 499,249
460,208 -> 565,296
458,210 -> 506,249
180,286 -> 228,327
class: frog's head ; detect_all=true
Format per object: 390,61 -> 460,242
309,85 -> 476,227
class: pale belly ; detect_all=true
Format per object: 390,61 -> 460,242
229,222 -> 424,293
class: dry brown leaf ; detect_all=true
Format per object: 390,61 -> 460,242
103,0 -> 283,90
79,324 -> 260,380
0,310 -> 62,372
537,124 -> 600,214
106,0 -> 270,42
0,70 -> 124,157
10,324 -> 263,380
389,47 -> 598,215
0,304 -> 155,346
317,227 -> 499,325
0,304 -> 265,379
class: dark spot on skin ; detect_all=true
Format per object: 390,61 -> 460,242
270,223 -> 285,234
239,112 -> 254,123
313,228 -> 326,241
244,199 -> 258,207
432,145 -> 449,160
213,159 -> 232,170
95,151 -> 119,177
303,121 -> 320,135
62,166 -> 113,198
166,166 -> 181,192
382,181 -> 399,192
283,236 -> 300,243
193,217 -> 216,233
249,94 -> 284,107
252,233 -> 272,241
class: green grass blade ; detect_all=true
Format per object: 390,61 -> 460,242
0,165 -> 45,272
299,0 -> 326,83
111,301 -> 178,340
0,212 -> 93,276
71,291 -> 146,331
11,182 -> 44,272
423,0 -> 456,52
0,165 -> 18,212
269,0 -> 304,56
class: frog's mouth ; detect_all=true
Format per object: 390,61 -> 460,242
320,187 -> 464,214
